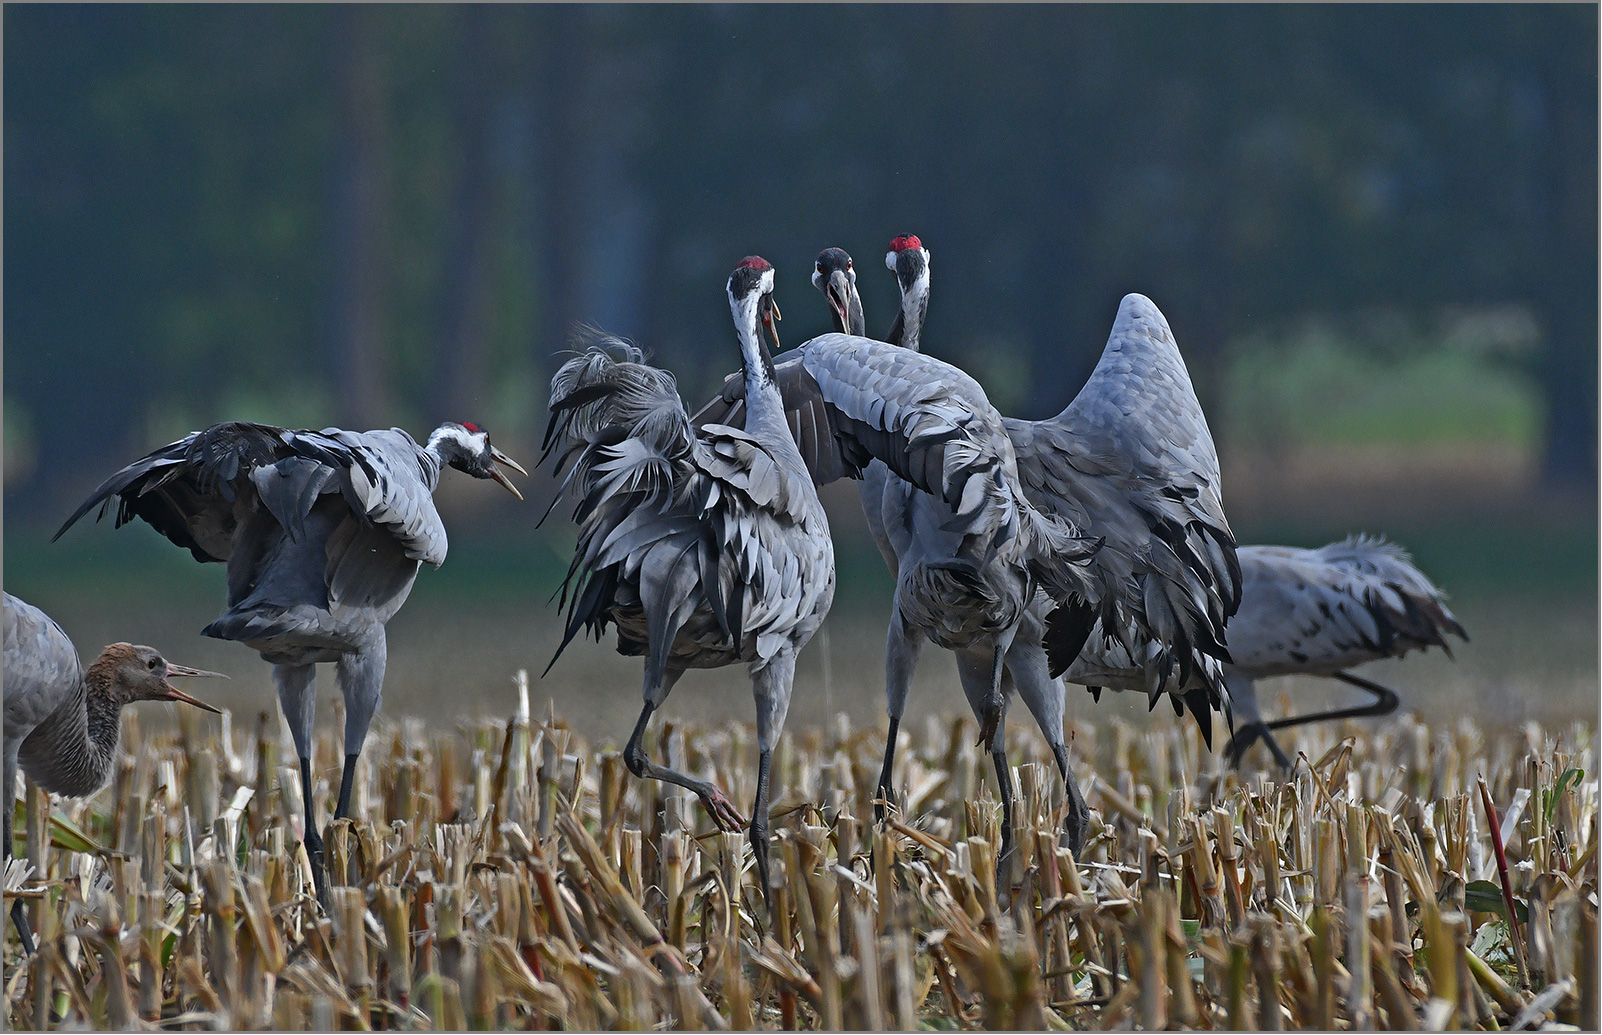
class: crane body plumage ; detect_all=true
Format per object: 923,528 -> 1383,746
549,257 -> 1098,900
1066,535 -> 1468,765
695,242 -> 1235,866
53,419 -> 524,904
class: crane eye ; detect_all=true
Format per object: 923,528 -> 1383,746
816,263 -> 824,274
846,261 -> 853,270
147,658 -> 160,671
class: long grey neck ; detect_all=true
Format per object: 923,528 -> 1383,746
417,433 -> 452,491
890,275 -> 929,353
17,665 -> 123,799
735,306 -> 788,438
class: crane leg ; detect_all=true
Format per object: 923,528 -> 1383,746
333,634 -> 385,822
958,644 -> 1017,893
876,611 -> 921,821
1265,671 -> 1401,731
623,669 -> 747,832
275,663 -> 328,911
1006,634 -> 1089,860
298,758 -> 328,911
4,762 -> 35,955
750,649 -> 796,919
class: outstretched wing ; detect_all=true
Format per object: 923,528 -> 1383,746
1008,294 -> 1240,701
1226,537 -> 1467,677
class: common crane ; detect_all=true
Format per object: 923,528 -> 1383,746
697,241 -> 1238,864
54,420 -> 526,904
543,257 -> 1099,903
1068,535 -> 1467,767
4,592 -> 223,952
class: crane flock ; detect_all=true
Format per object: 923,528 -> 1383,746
11,236 -> 1467,943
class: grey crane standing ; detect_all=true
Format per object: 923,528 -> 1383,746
699,240 -> 1237,864
54,420 -> 526,904
4,592 -> 224,953
544,257 -> 1099,903
1068,535 -> 1467,767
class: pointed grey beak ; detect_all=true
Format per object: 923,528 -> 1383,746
490,446 -> 529,477
487,445 -> 527,500
161,663 -> 227,714
826,270 -> 852,333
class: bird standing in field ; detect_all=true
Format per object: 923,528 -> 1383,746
4,592 -> 224,953
544,256 -> 1097,902
698,240 -> 1236,863
1068,535 -> 1468,767
53,419 -> 526,903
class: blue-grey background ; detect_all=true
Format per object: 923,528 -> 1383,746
6,6 -> 1596,741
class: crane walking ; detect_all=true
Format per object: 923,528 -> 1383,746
544,257 -> 1099,903
54,420 -> 526,904
4,592 -> 224,953
1069,535 -> 1468,766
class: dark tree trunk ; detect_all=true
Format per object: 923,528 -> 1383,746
535,6 -> 590,358
435,5 -> 496,425
331,5 -> 391,429
1535,55 -> 1599,489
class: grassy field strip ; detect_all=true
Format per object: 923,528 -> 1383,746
2,680 -> 1596,1030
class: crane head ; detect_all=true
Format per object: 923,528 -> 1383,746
728,256 -> 782,353
92,643 -> 226,712
812,248 -> 859,335
432,422 -> 528,499
886,234 -> 930,297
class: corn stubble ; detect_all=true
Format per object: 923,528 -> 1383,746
3,677 -> 1596,1031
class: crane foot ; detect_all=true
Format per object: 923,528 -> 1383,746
700,788 -> 748,832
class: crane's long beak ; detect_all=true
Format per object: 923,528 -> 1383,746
762,294 -> 783,352
162,663 -> 227,714
826,271 -> 851,332
488,446 -> 527,500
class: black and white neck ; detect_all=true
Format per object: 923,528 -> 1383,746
424,422 -> 490,485
885,237 -> 931,353
727,256 -> 786,429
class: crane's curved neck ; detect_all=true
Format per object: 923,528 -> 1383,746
890,270 -> 929,353
731,292 -> 785,430
20,658 -> 125,799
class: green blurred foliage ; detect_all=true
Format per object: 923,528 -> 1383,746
4,4 -> 1596,532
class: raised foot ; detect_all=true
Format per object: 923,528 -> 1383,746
976,696 -> 1003,748
699,787 -> 749,832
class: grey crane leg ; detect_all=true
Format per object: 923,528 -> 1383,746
1221,673 -> 1294,770
275,664 -> 328,910
333,635 -> 385,821
622,668 -> 747,832
1006,637 -> 1089,859
975,627 -> 1018,748
4,753 -> 36,955
750,649 -> 796,916
876,611 -> 922,821
957,645 -> 1017,887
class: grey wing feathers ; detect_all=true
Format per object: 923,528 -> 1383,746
1010,294 -> 1239,702
1226,536 -> 1467,677
55,420 -> 447,572
3,594 -> 83,743
690,352 -> 855,487
541,341 -> 833,681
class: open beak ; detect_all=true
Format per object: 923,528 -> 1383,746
826,271 -> 851,332
488,445 -> 528,500
762,294 -> 783,352
161,663 -> 227,714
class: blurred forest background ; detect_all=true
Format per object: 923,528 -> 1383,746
5,5 -> 1597,738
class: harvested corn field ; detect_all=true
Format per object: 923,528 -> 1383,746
3,677 -> 1597,1031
